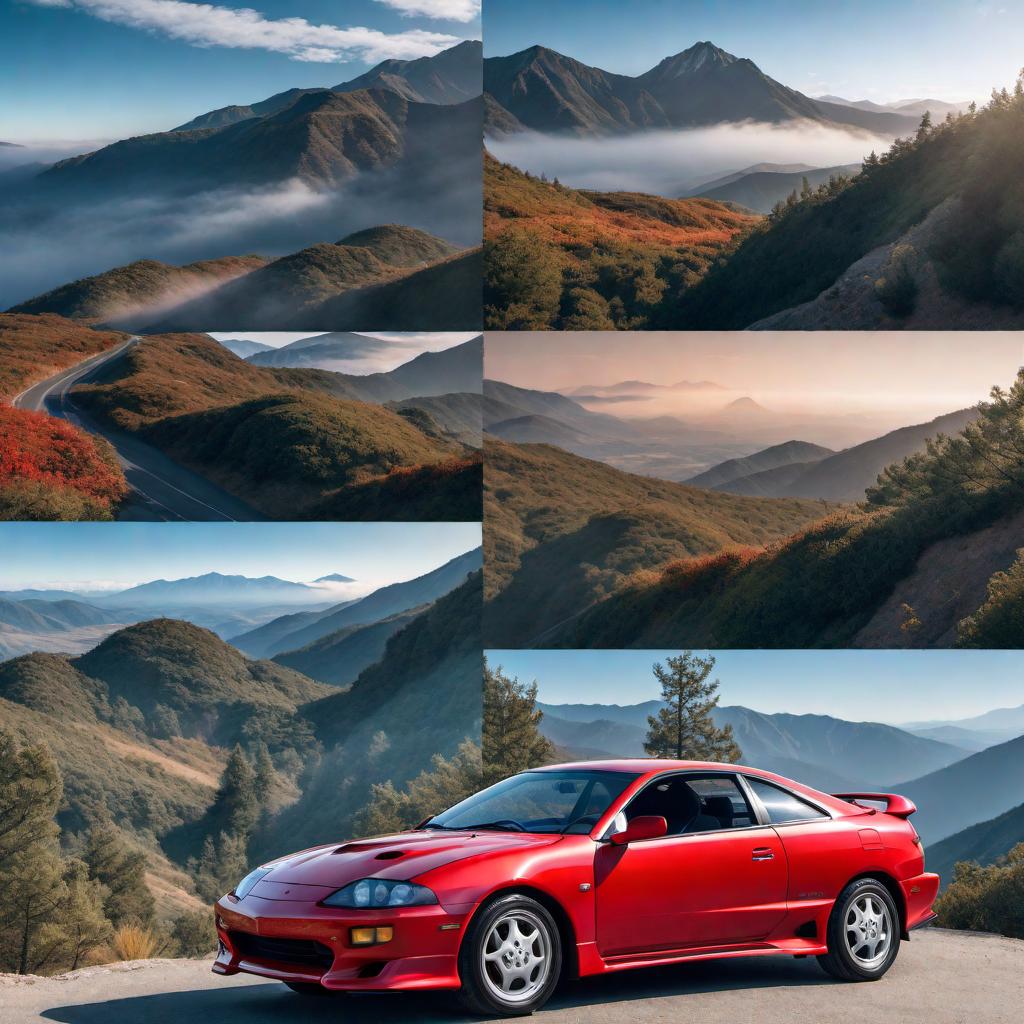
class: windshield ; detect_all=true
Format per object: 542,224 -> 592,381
425,770 -> 639,835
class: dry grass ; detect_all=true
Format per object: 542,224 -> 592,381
112,924 -> 160,961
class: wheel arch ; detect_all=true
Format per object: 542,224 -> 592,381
458,884 -> 581,980
845,870 -> 909,939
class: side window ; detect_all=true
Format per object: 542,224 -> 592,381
746,778 -> 825,824
681,775 -> 756,833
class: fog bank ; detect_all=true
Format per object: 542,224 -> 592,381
488,121 -> 894,196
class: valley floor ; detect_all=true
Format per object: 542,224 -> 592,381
1,930 -> 1019,1024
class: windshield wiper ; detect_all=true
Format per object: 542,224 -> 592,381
462,820 -> 526,833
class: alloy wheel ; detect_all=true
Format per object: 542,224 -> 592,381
844,893 -> 893,969
480,908 -> 552,1005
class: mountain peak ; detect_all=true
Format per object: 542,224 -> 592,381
653,40 -> 739,77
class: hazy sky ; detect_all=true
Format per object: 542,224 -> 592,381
484,0 -> 1023,104
486,331 -> 1024,420
0,522 -> 481,592
488,649 -> 1024,724
1,0 -> 480,141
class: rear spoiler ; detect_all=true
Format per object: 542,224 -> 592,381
833,792 -> 918,819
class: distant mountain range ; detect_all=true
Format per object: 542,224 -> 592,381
687,440 -> 835,490
243,333 -> 400,370
484,42 -> 920,136
216,337 -> 275,359
818,95 -> 969,118
105,573 -> 322,608
693,163 -> 864,214
33,45 -> 481,198
175,40 -> 482,132
691,408 -> 978,501
899,734 -> 1024,844
536,701 -> 969,793
232,547 -> 483,658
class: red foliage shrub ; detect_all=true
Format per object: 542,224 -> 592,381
0,407 -> 128,511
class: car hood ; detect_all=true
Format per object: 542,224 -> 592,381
260,830 -> 563,889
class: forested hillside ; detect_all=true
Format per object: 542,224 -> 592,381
483,156 -> 754,330
682,74 -> 1024,328
483,439 -> 830,646
561,373 -> 1024,648
70,332 -> 480,520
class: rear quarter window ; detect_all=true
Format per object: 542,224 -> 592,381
746,778 -> 826,824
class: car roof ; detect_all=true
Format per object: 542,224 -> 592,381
535,759 -> 862,815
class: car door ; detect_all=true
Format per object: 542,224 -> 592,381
594,773 -> 788,957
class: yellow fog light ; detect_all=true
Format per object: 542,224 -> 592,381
350,926 -> 393,946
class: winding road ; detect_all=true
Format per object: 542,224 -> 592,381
12,337 -> 264,522
0,929 -> 1019,1024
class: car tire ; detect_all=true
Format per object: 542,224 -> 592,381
457,893 -> 562,1017
817,878 -> 901,982
282,981 -> 339,996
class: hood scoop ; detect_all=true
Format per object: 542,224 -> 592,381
374,850 -> 406,860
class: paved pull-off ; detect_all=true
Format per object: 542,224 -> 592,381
12,337 -> 263,522
0,930 -> 1019,1024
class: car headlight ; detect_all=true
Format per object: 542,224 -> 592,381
323,878 -> 437,909
233,866 -> 273,901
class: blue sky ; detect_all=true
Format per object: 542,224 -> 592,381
1,0 -> 480,141
484,0 -> 1024,105
487,649 -> 1024,724
0,522 -> 481,591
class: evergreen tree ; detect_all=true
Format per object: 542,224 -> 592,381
482,659 -> 555,785
190,831 -> 250,903
0,730 -> 61,869
800,175 -> 813,200
352,662 -> 558,835
0,734 -> 113,975
214,745 -> 260,836
51,859 -> 112,971
916,110 -> 933,142
643,653 -> 741,762
83,825 -> 155,928
0,843 -> 67,975
355,740 -> 484,836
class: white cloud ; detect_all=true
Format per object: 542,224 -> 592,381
27,0 -> 462,62
374,0 -> 479,22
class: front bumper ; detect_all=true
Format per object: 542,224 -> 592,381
900,871 -> 940,933
213,892 -> 471,991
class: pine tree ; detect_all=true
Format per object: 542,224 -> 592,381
83,825 -> 155,928
0,730 -> 62,869
51,859 -> 112,971
0,843 -> 67,975
216,745 -> 260,836
916,110 -> 933,142
481,659 -> 555,785
643,653 -> 742,762
800,175 -> 813,200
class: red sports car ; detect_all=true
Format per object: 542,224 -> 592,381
213,760 -> 939,1016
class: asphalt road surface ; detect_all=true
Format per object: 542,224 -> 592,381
12,338 -> 263,522
1,930 -> 1019,1024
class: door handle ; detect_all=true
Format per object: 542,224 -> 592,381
751,847 -> 775,861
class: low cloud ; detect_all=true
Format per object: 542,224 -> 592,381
374,0 -> 479,22
0,164 -> 481,309
27,0 -> 462,62
488,120 -> 896,196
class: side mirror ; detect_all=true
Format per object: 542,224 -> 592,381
610,815 -> 668,845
